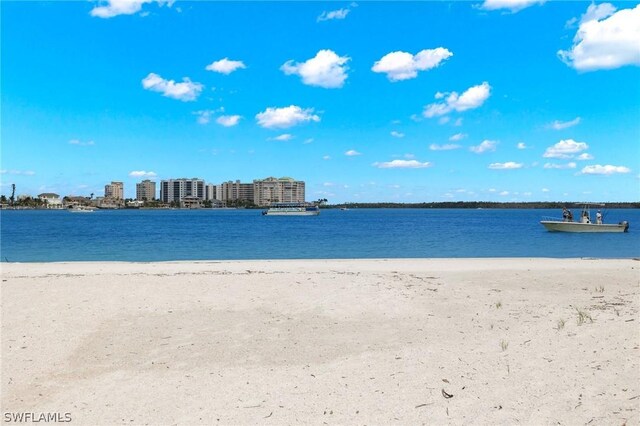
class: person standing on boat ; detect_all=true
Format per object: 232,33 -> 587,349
581,210 -> 590,224
567,209 -> 573,222
562,208 -> 569,222
596,210 -> 602,224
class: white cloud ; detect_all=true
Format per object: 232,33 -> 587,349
479,0 -> 545,13
581,164 -> 631,175
429,143 -> 461,151
303,138 -> 314,144
0,170 -> 35,176
323,155 -> 331,160
69,139 -> 95,146
449,133 -> 467,141
580,3 -> 617,24
499,191 -> 510,196
390,131 -> 405,138
345,150 -> 362,156
470,140 -> 498,154
256,106 -> 320,129
317,8 -> 350,22
142,73 -> 203,102
193,110 -> 215,125
488,162 -> 523,169
576,153 -> 594,160
542,188 -> 550,192
205,58 -> 246,75
373,160 -> 432,169
90,0 -> 173,18
372,48 -> 453,81
543,162 -> 577,169
281,50 -> 350,89
517,142 -> 527,149
423,82 -> 491,117
548,117 -> 581,130
268,134 -> 293,141
216,115 -> 241,127
558,4 -> 640,71
129,170 -> 157,177
543,139 -> 589,158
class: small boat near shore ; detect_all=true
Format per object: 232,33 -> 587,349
540,205 -> 629,233
68,205 -> 97,213
262,202 -> 320,216
540,220 -> 629,233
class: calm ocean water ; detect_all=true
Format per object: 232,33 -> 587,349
1,208 -> 639,262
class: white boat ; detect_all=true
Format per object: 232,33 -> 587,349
68,205 -> 96,213
540,205 -> 629,233
262,203 -> 320,216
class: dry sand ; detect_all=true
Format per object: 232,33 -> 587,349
1,258 -> 638,425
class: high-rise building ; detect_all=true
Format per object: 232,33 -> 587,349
136,180 -> 156,201
219,180 -> 254,203
253,177 -> 305,206
205,184 -> 216,201
159,178 -> 205,203
104,181 -> 124,200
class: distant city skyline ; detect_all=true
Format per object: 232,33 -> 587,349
2,1 -> 639,203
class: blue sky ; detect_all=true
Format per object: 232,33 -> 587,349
2,0 -> 639,203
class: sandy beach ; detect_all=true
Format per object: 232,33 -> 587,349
1,258 -> 638,425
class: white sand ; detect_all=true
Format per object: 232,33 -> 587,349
1,258 -> 638,425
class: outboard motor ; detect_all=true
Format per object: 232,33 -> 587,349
619,221 -> 629,232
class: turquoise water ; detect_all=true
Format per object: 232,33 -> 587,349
1,209 -> 638,262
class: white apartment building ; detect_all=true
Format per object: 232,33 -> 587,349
160,178 -> 205,203
205,184 -> 217,201
136,180 -> 156,201
253,177 -> 305,206
104,181 -> 124,200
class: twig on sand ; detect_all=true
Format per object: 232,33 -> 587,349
415,403 -> 433,408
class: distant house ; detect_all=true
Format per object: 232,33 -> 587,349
127,200 -> 144,208
180,195 -> 203,209
38,193 -> 63,209
64,196 -> 91,208
97,197 -> 124,209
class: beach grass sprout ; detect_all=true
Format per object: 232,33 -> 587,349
576,307 -> 593,326
500,340 -> 509,351
556,319 -> 566,330
496,301 -> 502,309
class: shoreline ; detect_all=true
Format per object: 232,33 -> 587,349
2,256 -> 639,265
2,258 -> 638,424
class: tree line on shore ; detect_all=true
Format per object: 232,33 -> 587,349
323,201 -> 640,209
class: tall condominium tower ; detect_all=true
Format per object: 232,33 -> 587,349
219,180 -> 254,203
253,177 -> 305,206
159,178 -> 205,203
136,180 -> 156,201
104,181 -> 124,200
